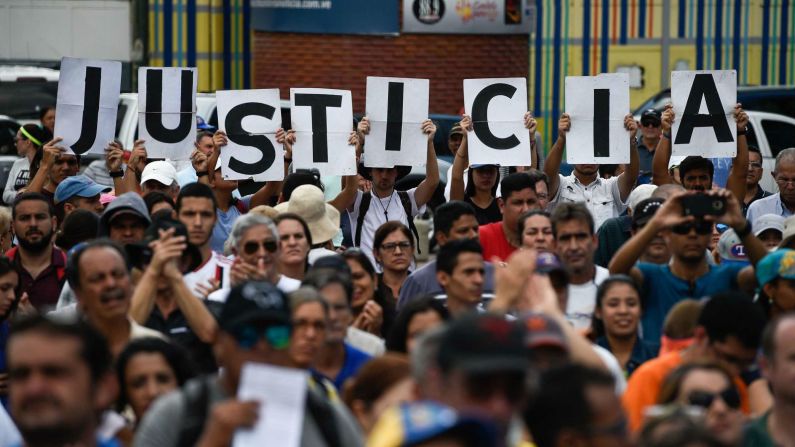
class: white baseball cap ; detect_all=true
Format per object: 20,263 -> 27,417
140,161 -> 178,186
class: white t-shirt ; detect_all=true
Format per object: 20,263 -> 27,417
552,174 -> 627,231
565,265 -> 610,330
0,404 -> 21,447
592,344 -> 628,395
348,188 -> 425,270
207,273 -> 301,302
3,156 -> 29,204
184,251 -> 233,298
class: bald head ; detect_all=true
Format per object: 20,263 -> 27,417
774,148 -> 795,171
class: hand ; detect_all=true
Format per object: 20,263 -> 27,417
647,190 -> 695,230
198,399 -> 259,447
624,113 -> 638,139
357,175 -> 372,193
229,258 -> 268,287
41,137 -> 65,168
491,250 -> 538,312
213,130 -> 228,149
734,103 -> 749,131
523,273 -> 562,315
194,279 -> 221,299
15,293 -> 36,317
148,228 -> 187,277
460,115 -> 473,132
358,116 -> 370,135
347,131 -> 359,147
128,140 -> 148,174
558,114 -> 571,138
524,112 -> 537,137
105,141 -> 124,172
421,119 -> 437,140
661,103 -> 675,132
276,128 -> 295,160
351,300 -> 384,335
191,149 -> 209,173
706,188 -> 745,229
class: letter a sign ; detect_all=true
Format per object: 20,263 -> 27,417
671,70 -> 737,158
53,57 -> 121,156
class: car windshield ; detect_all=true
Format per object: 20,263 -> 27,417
0,80 -> 58,118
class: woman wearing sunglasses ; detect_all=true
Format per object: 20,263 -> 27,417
657,361 -> 746,446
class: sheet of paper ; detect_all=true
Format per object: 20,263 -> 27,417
290,88 -> 356,176
364,76 -> 429,168
671,70 -> 737,158
234,363 -> 309,447
217,89 -> 284,181
138,67 -> 197,160
565,73 -> 630,164
53,57 -> 121,155
463,77 -> 531,167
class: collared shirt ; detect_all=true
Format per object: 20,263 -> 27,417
9,247 -> 66,312
637,137 -> 657,185
746,193 -> 794,225
596,335 -> 660,377
742,186 -> 773,217
145,301 -> 223,374
478,222 -> 516,261
552,174 -> 627,231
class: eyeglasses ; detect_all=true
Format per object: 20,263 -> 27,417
671,220 -> 712,235
233,325 -> 291,350
748,162 -> 763,169
687,388 -> 741,410
775,177 -> 795,188
641,121 -> 661,128
380,241 -> 412,252
243,239 -> 278,255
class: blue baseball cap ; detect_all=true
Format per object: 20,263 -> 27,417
756,249 -> 795,287
368,401 -> 498,447
196,115 -> 215,130
54,175 -> 110,204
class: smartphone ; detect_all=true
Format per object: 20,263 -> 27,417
681,194 -> 727,217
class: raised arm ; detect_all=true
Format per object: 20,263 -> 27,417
449,115 -> 470,201
618,114 -> 640,200
413,119 -> 440,207
712,188 -> 767,265
526,112 -> 538,169
329,131 -> 361,212
105,141 -> 127,193
119,140 -> 147,195
652,104 -> 675,186
543,114 -> 570,200
725,104 -> 750,202
27,137 -> 63,193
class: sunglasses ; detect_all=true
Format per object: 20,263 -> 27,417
672,221 -> 712,235
641,121 -> 660,128
243,239 -> 278,255
233,325 -> 291,350
687,388 -> 741,410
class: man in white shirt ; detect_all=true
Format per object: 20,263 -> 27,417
747,148 -> 795,223
346,117 -> 439,269
551,202 -> 609,330
544,114 -> 639,231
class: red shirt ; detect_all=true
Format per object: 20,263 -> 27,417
7,246 -> 66,312
478,222 -> 516,262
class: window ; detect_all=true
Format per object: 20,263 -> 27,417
761,120 -> 795,158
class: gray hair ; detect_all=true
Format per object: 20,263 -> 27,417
289,286 -> 329,316
410,325 -> 447,384
228,213 -> 279,250
775,148 -> 795,171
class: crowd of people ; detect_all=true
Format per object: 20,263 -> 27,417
0,99 -> 793,447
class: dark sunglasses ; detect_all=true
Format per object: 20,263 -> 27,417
243,239 -> 278,255
672,221 -> 712,235
687,388 -> 741,410
233,325 -> 291,350
641,120 -> 661,128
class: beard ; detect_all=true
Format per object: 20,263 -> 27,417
17,227 -> 54,254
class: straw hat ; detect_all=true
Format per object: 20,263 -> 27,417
274,185 -> 340,243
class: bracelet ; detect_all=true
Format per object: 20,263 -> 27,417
734,220 -> 752,238
196,171 -> 209,177
662,132 -> 672,140
109,170 -> 124,178
738,127 -> 748,136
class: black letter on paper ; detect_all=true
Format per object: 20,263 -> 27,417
70,66 -> 102,155
385,82 -> 404,152
145,69 -> 194,144
674,74 -> 733,145
593,88 -> 610,158
471,83 -> 521,150
225,102 -> 277,176
294,94 -> 343,163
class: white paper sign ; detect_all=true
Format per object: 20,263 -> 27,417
564,73 -> 630,164
234,363 -> 308,447
463,78 -> 531,167
671,70 -> 737,158
290,88 -> 356,176
138,67 -> 197,160
217,89 -> 283,181
364,77 -> 429,168
53,57 -> 121,155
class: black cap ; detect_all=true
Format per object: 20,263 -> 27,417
640,109 -> 661,126
311,254 -> 351,275
219,281 -> 292,332
631,197 -> 664,229
125,215 -> 202,272
438,313 -> 528,375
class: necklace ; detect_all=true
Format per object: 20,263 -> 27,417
374,190 -> 395,220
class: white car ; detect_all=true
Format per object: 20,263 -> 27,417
745,111 -> 795,194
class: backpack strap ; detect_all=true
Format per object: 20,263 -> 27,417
305,388 -> 342,447
353,192 -> 372,248
56,250 -> 67,282
397,191 -> 421,254
176,378 -> 212,447
233,197 -> 249,214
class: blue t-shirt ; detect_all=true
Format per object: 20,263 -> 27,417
637,262 -> 745,343
328,343 -> 371,390
210,196 -> 252,253
0,321 -> 8,409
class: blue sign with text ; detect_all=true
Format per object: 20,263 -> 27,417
252,0 -> 399,35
